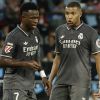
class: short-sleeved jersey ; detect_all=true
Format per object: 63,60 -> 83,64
1,25 -> 41,90
55,23 -> 100,87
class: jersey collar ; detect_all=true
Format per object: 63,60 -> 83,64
66,22 -> 83,30
17,25 -> 35,36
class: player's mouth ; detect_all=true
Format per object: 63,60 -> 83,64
67,21 -> 73,26
32,23 -> 37,28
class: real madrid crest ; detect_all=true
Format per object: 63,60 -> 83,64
78,33 -> 83,40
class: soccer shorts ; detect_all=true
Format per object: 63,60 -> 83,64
3,89 -> 37,100
49,84 -> 90,100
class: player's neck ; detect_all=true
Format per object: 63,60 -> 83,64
20,23 -> 32,33
75,20 -> 81,28
69,20 -> 82,29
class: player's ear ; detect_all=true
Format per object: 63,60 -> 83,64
79,9 -> 82,17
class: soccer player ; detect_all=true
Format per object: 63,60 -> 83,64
48,2 -> 100,100
0,2 -> 49,100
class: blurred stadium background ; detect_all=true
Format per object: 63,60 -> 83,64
0,0 -> 100,100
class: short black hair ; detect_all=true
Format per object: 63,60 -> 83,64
20,2 -> 38,15
66,2 -> 81,9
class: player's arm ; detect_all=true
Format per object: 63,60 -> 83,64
36,45 -> 49,89
93,53 -> 100,90
92,52 -> 100,98
48,52 -> 61,83
48,27 -> 61,82
94,53 -> 100,96
94,53 -> 100,80
46,52 -> 60,95
0,56 -> 41,70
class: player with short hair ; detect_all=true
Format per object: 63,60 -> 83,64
48,2 -> 100,100
0,2 -> 49,100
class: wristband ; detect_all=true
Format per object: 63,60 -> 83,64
40,70 -> 46,78
99,81 -> 100,93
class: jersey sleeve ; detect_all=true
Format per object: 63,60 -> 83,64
55,29 -> 61,54
91,30 -> 100,54
1,34 -> 16,58
36,45 -> 41,62
35,28 -> 42,63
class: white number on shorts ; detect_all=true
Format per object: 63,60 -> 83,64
14,92 -> 19,100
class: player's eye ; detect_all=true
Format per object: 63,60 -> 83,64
29,17 -> 34,19
71,12 -> 76,15
65,12 -> 69,15
29,16 -> 39,20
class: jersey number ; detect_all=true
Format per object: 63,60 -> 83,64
14,92 -> 19,100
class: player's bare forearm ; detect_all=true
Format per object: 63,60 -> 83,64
0,57 -> 17,67
89,53 -> 100,98
49,54 -> 61,82
0,56 -> 41,70
94,53 -> 100,80
47,54 -> 61,96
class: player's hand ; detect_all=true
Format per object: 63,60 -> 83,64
42,77 -> 51,95
93,82 -> 100,98
46,80 -> 52,96
93,92 -> 100,98
24,60 -> 41,70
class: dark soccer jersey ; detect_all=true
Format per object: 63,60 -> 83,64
1,25 -> 41,90
55,23 -> 100,87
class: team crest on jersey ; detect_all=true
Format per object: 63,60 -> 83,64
96,38 -> 100,48
35,36 -> 38,43
78,33 -> 83,39
4,42 -> 13,53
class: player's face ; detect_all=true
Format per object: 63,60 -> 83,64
65,7 -> 82,27
22,10 -> 39,30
